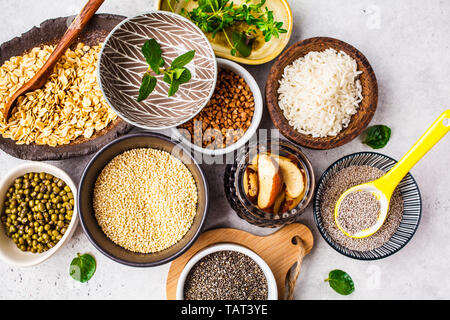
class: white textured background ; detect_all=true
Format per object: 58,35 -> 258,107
0,0 -> 449,299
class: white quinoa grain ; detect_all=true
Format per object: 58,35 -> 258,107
93,148 -> 198,253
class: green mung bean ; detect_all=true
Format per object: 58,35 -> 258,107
0,172 -> 73,253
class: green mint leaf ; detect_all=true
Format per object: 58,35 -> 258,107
178,68 -> 192,84
173,68 -> 186,80
137,74 -> 157,102
168,80 -> 180,97
325,269 -> 355,295
142,39 -> 165,74
363,125 -> 392,149
69,253 -> 96,283
171,50 -> 196,69
232,31 -> 253,57
163,73 -> 172,84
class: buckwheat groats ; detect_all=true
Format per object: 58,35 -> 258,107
178,68 -> 255,149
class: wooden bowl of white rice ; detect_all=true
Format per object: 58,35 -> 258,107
265,37 -> 378,149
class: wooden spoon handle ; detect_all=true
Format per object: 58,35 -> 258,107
30,0 -> 105,89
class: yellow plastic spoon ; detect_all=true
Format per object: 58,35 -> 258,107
335,109 -> 450,239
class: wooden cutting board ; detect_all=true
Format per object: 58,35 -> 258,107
0,14 -> 133,160
166,223 -> 314,300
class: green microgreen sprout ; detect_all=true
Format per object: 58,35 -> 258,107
176,0 -> 287,57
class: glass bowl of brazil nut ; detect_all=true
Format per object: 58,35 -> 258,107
313,152 -> 422,260
0,162 -> 78,267
224,137 -> 315,228
176,243 -> 278,300
171,58 -> 263,156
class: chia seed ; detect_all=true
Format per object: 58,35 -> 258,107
183,250 -> 268,300
337,190 -> 381,235
320,165 -> 404,251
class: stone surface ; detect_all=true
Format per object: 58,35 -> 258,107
0,0 -> 449,300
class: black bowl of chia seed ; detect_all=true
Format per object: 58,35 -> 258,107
313,152 -> 422,260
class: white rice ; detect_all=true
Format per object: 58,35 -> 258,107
277,48 -> 363,138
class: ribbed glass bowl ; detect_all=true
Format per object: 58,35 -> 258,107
224,138 -> 315,228
313,152 -> 422,260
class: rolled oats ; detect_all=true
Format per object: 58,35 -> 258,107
0,42 -> 117,146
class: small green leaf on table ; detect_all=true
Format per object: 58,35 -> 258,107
69,253 -> 96,283
325,269 -> 355,295
363,125 -> 392,149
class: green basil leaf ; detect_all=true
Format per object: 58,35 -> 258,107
142,39 -> 165,74
137,74 -> 157,102
69,253 -> 96,283
325,269 -> 355,295
168,80 -> 180,97
232,31 -> 253,57
178,68 -> 192,84
363,125 -> 392,149
171,50 -> 196,69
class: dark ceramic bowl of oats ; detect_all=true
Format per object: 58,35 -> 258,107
313,152 -> 422,260
176,243 -> 277,300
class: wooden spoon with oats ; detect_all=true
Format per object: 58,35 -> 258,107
3,0 -> 105,121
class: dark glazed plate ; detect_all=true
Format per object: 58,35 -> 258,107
266,37 -> 378,150
78,133 -> 208,267
313,152 -> 422,260
0,14 -> 133,160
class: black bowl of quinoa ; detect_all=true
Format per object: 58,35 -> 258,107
313,152 -> 422,260
78,132 -> 208,267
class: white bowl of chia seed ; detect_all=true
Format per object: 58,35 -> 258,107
176,243 -> 278,300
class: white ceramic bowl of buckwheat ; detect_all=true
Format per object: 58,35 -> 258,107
0,162 -> 78,267
171,58 -> 263,156
176,243 -> 278,300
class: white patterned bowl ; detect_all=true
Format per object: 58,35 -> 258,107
98,11 -> 217,130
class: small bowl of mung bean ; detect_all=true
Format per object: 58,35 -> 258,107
0,162 -> 78,267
